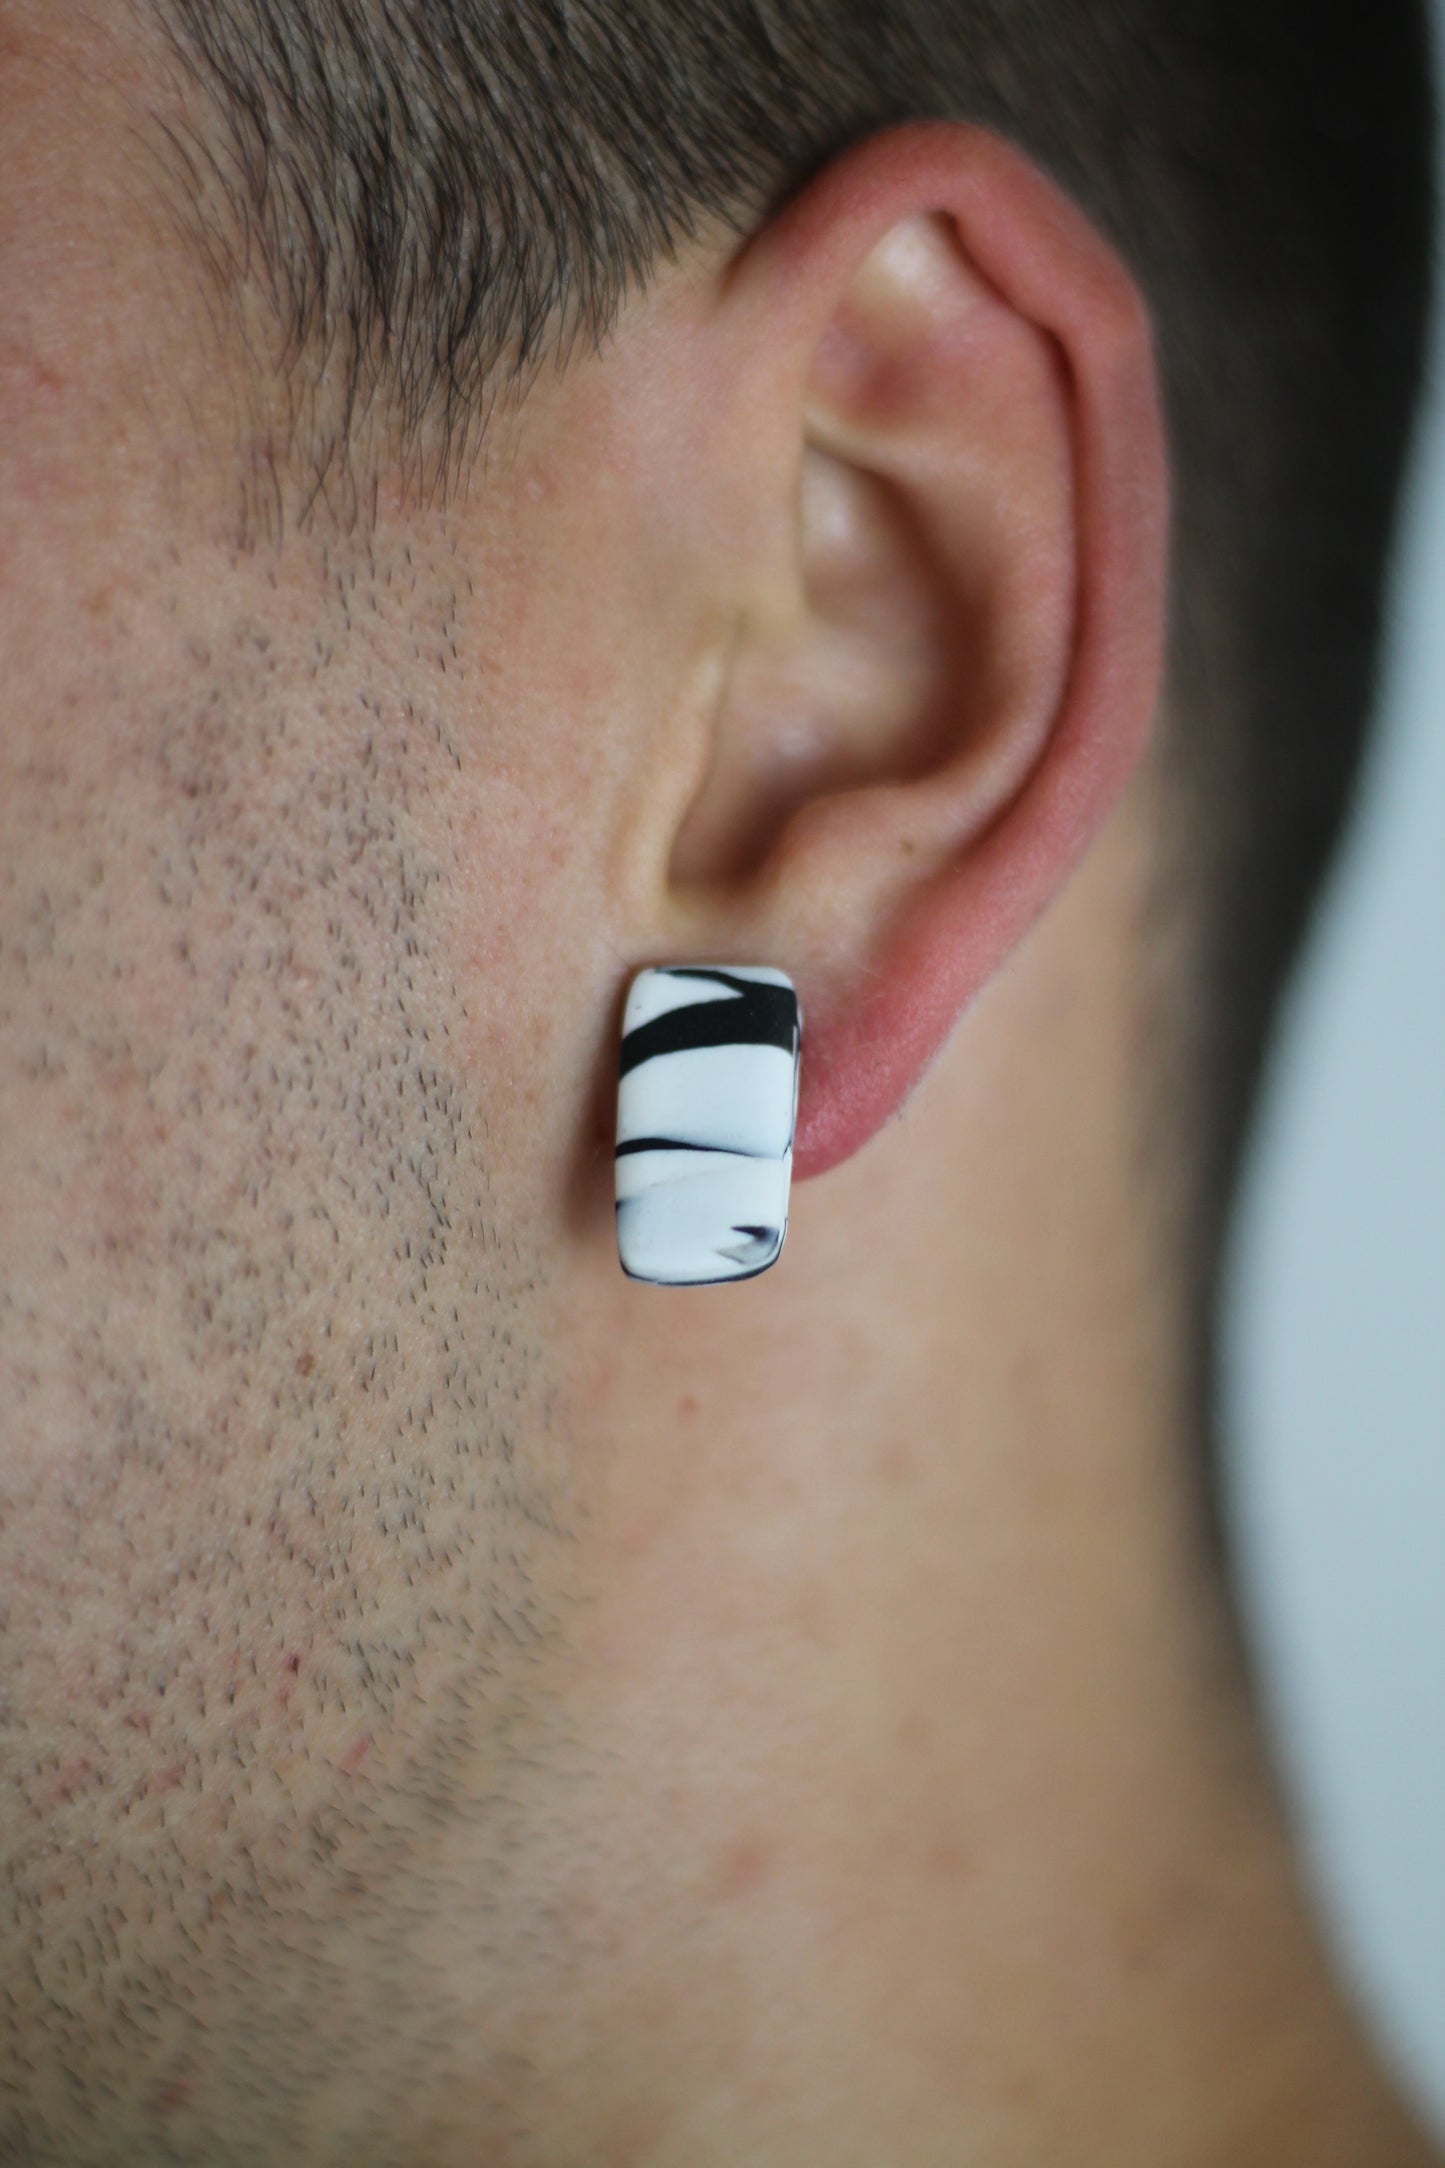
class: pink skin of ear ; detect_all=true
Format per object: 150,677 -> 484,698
753,125 -> 1169,1183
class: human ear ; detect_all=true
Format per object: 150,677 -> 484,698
610,122 -> 1168,1181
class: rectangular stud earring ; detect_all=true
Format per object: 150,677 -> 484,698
615,965 -> 802,1286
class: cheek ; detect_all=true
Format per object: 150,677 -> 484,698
451,789 -> 585,1029
440,665 -> 636,1165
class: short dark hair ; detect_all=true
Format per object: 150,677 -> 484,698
150,0 -> 1436,1532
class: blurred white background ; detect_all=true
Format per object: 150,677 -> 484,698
1221,12 -> 1445,2130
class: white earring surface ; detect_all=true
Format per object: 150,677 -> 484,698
615,966 -> 802,1286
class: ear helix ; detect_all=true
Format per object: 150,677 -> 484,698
615,966 -> 803,1286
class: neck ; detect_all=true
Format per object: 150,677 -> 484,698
553,775 -> 1439,2164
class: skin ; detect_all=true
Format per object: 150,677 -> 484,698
0,6 -> 1440,2164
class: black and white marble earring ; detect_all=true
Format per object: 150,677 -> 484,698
615,965 -> 803,1286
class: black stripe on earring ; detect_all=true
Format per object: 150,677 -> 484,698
614,1136 -> 771,1160
619,971 -> 800,1081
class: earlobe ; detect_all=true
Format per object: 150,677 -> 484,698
645,124 -> 1168,1183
